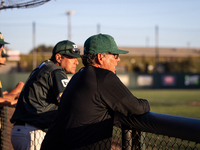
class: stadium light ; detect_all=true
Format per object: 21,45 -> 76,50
66,10 -> 75,41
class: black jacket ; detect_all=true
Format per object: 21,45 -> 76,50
41,66 -> 150,149
10,60 -> 68,131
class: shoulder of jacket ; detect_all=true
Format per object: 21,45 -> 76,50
44,60 -> 63,72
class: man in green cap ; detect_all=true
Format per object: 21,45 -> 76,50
0,49 -> 24,96
10,40 -> 81,150
0,32 -> 24,104
0,32 -> 9,66
41,34 -> 150,150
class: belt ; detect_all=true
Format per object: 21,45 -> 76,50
14,120 -> 26,126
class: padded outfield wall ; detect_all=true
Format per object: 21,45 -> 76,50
118,73 -> 200,89
0,73 -> 200,92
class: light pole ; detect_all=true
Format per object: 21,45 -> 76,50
66,10 -> 74,41
155,25 -> 159,65
32,21 -> 37,70
97,23 -> 100,34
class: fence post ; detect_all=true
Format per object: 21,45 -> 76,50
140,132 -> 146,150
122,129 -> 142,150
132,130 -> 141,150
122,129 -> 132,150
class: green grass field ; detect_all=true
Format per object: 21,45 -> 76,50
126,89 -> 200,149
130,89 -> 200,119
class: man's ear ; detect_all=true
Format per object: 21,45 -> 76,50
96,53 -> 104,65
55,53 -> 62,63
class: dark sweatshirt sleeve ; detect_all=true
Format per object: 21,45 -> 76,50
98,72 -> 150,116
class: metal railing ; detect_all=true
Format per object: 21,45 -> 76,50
112,112 -> 200,150
1,107 -> 200,150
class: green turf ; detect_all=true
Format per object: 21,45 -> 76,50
130,89 -> 200,119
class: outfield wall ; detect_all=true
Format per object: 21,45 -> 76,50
0,72 -> 200,92
118,73 -> 200,89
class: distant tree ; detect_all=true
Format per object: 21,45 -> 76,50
164,57 -> 196,73
29,44 -> 53,53
133,66 -> 141,73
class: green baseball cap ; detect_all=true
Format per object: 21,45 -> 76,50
84,33 -> 129,54
1,49 -> 9,57
52,40 -> 81,58
0,32 -> 9,44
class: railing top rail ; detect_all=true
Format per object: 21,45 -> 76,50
116,112 -> 200,143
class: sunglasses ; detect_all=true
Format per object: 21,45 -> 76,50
113,54 -> 119,59
58,48 -> 80,54
0,44 -> 4,49
107,53 -> 119,59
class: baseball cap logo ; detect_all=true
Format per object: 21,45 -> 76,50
61,79 -> 69,87
72,44 -> 78,48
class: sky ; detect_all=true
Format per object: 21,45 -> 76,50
0,0 -> 200,54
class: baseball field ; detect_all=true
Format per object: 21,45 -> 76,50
123,89 -> 200,149
130,89 -> 200,119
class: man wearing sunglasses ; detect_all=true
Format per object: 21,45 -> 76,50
0,32 -> 9,67
0,32 -> 9,58
0,32 -> 9,101
10,40 -> 81,150
0,32 -> 24,105
41,34 -> 150,150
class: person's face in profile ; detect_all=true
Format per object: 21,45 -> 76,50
60,55 -> 79,74
0,56 -> 6,67
0,45 -> 6,67
101,53 -> 120,74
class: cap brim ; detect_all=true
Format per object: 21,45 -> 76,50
112,49 -> 129,54
0,41 -> 9,44
1,54 -> 9,57
57,51 -> 81,58
63,53 -> 81,58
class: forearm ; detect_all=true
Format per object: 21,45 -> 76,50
8,82 -> 24,94
3,93 -> 19,100
0,97 -> 17,107
117,95 -> 150,117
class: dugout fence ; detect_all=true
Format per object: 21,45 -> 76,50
112,112 -> 200,150
1,107 -> 200,150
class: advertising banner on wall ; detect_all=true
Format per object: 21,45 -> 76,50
118,75 -> 130,87
162,75 -> 176,86
185,75 -> 199,86
137,75 -> 153,86
7,49 -> 20,61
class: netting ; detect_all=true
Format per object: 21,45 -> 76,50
0,0 -> 50,10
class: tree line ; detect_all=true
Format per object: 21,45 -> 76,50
19,44 -> 200,73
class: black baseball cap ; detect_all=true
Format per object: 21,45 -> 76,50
52,40 -> 81,58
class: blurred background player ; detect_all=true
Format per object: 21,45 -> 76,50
0,32 -> 24,106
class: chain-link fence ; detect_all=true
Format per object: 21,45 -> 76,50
1,106 -> 15,150
120,130 -> 200,150
1,106 -> 46,150
111,128 -> 200,150
0,107 -> 200,150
